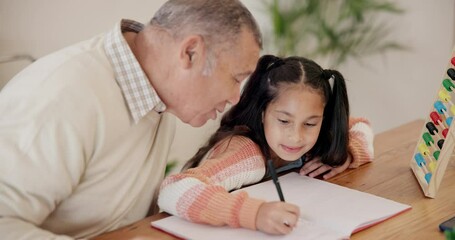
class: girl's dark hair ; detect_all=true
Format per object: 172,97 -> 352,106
183,55 -> 350,170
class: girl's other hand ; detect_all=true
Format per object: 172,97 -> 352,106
299,154 -> 352,179
256,201 -> 300,235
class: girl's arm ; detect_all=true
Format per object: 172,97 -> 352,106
347,117 -> 374,168
158,136 -> 267,230
300,117 -> 374,178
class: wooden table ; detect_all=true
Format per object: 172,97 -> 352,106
94,119 -> 455,240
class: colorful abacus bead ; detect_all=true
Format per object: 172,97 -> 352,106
426,122 -> 443,140
446,116 -> 453,127
438,89 -> 455,106
422,132 -> 438,152
447,68 -> 455,80
430,111 -> 449,130
433,150 -> 440,160
434,101 -> 450,119
418,143 -> 437,172
414,153 -> 432,183
438,139 -> 445,149
443,78 -> 455,91
443,128 -> 449,138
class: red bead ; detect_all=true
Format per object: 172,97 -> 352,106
430,111 -> 442,125
443,128 -> 448,138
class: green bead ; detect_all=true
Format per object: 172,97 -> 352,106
443,78 -> 455,91
433,151 -> 440,160
423,132 -> 434,145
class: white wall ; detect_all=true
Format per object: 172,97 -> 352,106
342,1 -> 455,134
1,1 -> 454,171
0,0 -> 166,86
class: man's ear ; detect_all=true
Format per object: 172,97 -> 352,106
179,35 -> 205,69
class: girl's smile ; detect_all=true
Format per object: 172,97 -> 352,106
280,144 -> 304,154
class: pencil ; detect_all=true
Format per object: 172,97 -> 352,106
267,159 -> 285,202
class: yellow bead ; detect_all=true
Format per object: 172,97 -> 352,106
429,161 -> 437,172
418,143 -> 430,156
439,89 -> 451,102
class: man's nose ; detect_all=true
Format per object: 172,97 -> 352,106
228,87 -> 241,105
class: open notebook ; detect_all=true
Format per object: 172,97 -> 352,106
152,172 -> 411,240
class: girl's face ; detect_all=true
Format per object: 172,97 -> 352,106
263,84 -> 325,161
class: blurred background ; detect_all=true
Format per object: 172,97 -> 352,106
1,0 -> 454,172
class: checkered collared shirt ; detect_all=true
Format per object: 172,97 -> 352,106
104,19 -> 166,124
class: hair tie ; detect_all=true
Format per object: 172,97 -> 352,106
321,69 -> 332,79
266,58 -> 285,71
322,69 -> 335,91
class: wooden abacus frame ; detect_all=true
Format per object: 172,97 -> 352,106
410,48 -> 455,198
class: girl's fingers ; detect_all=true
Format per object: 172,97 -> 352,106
323,155 -> 352,179
283,203 -> 300,215
301,154 -> 353,179
308,165 -> 332,178
275,211 -> 299,234
256,202 -> 300,235
322,169 -> 338,179
299,159 -> 322,175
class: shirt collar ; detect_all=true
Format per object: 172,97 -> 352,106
104,19 -> 166,124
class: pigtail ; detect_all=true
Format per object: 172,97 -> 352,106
320,69 -> 350,166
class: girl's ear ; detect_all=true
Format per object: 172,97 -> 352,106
178,35 -> 205,69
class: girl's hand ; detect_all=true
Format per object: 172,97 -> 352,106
299,154 -> 352,179
256,201 -> 300,235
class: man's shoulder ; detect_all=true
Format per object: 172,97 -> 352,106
20,34 -> 114,94
40,34 -> 109,74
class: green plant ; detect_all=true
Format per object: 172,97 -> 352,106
264,0 -> 405,67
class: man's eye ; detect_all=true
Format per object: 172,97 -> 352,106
278,119 -> 289,124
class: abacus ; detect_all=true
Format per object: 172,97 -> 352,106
410,53 -> 455,198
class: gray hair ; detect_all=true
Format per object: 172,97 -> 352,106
150,0 -> 262,75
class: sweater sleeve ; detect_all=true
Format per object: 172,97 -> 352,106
158,136 -> 267,230
348,117 -> 375,168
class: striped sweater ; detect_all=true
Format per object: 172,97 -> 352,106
158,117 -> 374,231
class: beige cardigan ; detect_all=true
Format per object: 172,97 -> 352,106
0,33 -> 175,239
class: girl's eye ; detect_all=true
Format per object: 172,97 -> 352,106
305,123 -> 317,127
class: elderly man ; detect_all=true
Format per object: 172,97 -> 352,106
0,0 -> 261,239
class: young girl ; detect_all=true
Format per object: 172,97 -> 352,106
158,55 -> 373,235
